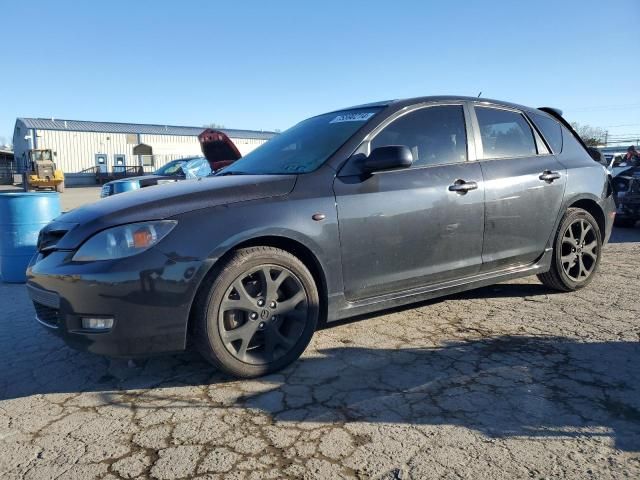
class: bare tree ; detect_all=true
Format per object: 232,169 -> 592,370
570,122 -> 608,147
203,123 -> 225,129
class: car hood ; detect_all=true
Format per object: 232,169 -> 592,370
108,174 -> 168,184
50,175 -> 297,249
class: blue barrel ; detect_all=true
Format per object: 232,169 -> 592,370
0,192 -> 61,283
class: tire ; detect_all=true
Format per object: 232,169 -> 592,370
194,246 -> 319,378
537,207 -> 602,292
614,217 -> 635,228
55,181 -> 65,193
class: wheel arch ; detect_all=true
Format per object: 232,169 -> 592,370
187,235 -> 329,337
567,197 -> 606,238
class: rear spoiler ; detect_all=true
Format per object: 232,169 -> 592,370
538,107 -> 591,153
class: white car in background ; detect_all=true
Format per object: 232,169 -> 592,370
604,152 -> 634,176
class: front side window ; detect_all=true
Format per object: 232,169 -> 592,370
220,107 -> 383,175
371,105 -> 467,167
476,107 -> 537,159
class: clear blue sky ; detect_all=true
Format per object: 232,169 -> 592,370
2,0 -> 639,146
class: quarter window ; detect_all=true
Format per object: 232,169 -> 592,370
370,105 -> 467,167
530,112 -> 563,154
475,107 -> 537,159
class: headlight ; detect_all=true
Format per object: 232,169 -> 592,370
72,221 -> 177,261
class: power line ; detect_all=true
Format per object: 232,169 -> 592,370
566,103 -> 640,112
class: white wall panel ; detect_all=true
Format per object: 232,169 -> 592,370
12,126 -> 271,173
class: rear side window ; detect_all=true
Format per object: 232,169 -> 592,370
530,112 -> 563,153
371,105 -> 467,167
475,107 -> 537,159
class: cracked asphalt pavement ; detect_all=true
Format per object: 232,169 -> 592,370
1,234 -> 639,479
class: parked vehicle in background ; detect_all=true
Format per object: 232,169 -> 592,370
101,127 -> 247,197
100,157 -> 212,197
603,152 -> 636,176
612,166 -> 640,227
28,96 -> 615,378
23,149 -> 65,192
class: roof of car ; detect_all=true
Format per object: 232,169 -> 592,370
337,95 -> 540,114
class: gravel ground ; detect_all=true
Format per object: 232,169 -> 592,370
1,235 -> 639,479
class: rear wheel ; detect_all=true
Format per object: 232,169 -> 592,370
194,246 -> 319,378
537,208 -> 602,292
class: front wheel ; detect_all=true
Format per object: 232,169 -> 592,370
537,207 -> 602,292
194,246 -> 319,378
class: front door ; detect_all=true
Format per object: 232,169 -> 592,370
95,154 -> 108,173
334,104 -> 485,301
472,105 -> 566,271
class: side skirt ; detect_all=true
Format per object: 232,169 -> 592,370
327,248 -> 553,322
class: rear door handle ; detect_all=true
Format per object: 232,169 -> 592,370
539,170 -> 561,183
448,179 -> 478,194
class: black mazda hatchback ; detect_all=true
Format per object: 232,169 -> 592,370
28,96 -> 615,377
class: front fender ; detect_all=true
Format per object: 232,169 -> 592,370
158,193 -> 343,312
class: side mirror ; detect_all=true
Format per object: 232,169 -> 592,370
363,145 -> 413,173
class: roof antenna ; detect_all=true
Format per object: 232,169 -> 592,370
477,91 -> 482,98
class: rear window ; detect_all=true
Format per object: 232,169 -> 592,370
475,107 -> 537,159
530,112 -> 563,154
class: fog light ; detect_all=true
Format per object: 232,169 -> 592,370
81,317 -> 114,330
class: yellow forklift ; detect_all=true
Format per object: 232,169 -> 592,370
23,149 -> 65,192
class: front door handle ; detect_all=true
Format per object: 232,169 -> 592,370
539,170 -> 561,183
448,179 -> 478,194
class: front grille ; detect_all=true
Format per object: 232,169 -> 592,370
37,228 -> 68,252
27,284 -> 60,308
33,301 -> 60,328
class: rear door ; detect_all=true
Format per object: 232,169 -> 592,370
334,103 -> 485,300
471,104 -> 566,271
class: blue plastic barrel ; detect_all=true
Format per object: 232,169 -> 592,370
0,192 -> 61,283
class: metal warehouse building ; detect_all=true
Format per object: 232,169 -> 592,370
13,118 -> 276,185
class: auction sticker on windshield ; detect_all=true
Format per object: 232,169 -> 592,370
329,112 -> 377,123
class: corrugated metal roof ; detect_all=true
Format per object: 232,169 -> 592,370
17,118 -> 276,140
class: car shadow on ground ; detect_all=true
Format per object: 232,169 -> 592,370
2,283 -> 639,452
609,225 -> 640,243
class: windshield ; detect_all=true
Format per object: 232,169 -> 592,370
219,107 -> 383,175
31,150 -> 52,161
613,154 -> 629,167
182,157 -> 211,178
155,159 -> 187,176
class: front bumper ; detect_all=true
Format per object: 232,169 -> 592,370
26,247 -> 206,357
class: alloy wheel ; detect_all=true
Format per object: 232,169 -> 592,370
560,218 -> 598,282
218,265 -> 309,365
